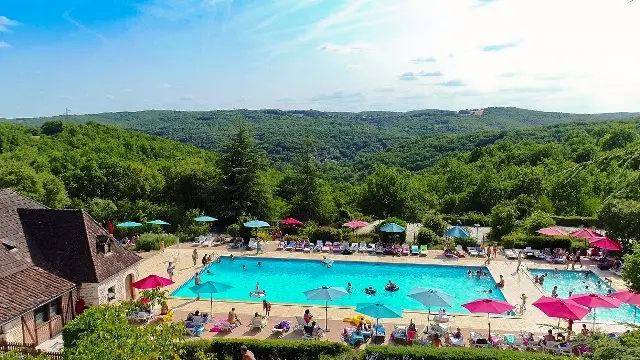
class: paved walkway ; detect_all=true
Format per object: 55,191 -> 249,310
137,242 -> 630,343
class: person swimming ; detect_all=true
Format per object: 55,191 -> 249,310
257,261 -> 262,267
242,265 -> 247,271
365,286 -> 377,295
347,282 -> 352,293
230,254 -> 235,261
206,269 -> 212,274
467,270 -> 472,277
481,289 -> 493,294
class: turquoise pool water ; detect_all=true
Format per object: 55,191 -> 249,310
171,257 -> 507,313
529,269 -> 639,324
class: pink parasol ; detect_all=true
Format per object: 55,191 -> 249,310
570,293 -> 622,328
570,228 -> 603,239
280,218 -> 303,226
536,227 -> 568,236
139,298 -> 151,304
532,296 -> 590,320
342,221 -> 369,229
610,290 -> 640,324
131,275 -> 174,289
462,299 -> 514,337
588,236 -> 623,251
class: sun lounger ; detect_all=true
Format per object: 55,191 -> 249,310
285,241 -> 295,251
192,236 -> 205,246
450,334 -> 464,347
419,245 -> 428,256
247,239 -> 257,250
358,241 -> 368,252
248,316 -> 268,331
542,340 -> 558,353
348,330 -> 365,346
271,320 -> 291,337
504,249 -> 518,259
391,325 -> 408,344
332,242 -> 342,253
468,247 -> 479,256
302,326 -> 324,340
303,242 -> 312,253
341,241 -> 349,250
401,244 -> 410,256
314,240 -> 323,252
477,247 -> 487,257
375,246 -> 385,255
294,316 -> 307,332
372,324 -> 386,344
295,241 -> 305,251
217,321 -> 234,332
469,332 -> 489,347
276,241 -> 285,250
349,243 -> 358,252
410,245 -> 419,255
367,243 -> 376,253
158,309 -> 174,322
201,236 -> 213,246
133,311 -> 153,323
322,241 -> 331,252
186,324 -> 205,337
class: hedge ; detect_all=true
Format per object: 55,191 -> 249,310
179,338 -> 350,360
134,233 -> 178,251
501,233 -> 587,252
310,226 -> 343,243
551,215 -> 597,228
361,345 -> 560,360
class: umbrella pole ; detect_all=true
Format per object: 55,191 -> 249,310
635,307 -> 637,325
592,309 -> 596,331
325,301 -> 329,332
488,313 -> 491,339
427,307 -> 431,332
210,294 -> 213,315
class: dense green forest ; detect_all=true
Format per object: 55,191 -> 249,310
2,117 -> 640,250
4,107 -> 638,164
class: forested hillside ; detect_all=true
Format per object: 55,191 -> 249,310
1,119 -> 640,247
5,107 -> 638,164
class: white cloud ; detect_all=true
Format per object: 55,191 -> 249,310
0,41 -> 9,48
0,16 -> 20,32
160,83 -> 172,89
347,63 -> 362,70
180,94 -> 195,101
412,57 -> 437,63
104,94 -> 116,100
318,42 -> 373,53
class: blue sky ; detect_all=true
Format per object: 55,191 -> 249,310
1,0 -> 639,118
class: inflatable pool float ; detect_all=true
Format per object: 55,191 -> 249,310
343,315 -> 373,325
249,291 -> 266,298
365,287 -> 377,295
385,284 -> 399,292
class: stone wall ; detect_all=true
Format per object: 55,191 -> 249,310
81,264 -> 139,305
0,318 -> 22,343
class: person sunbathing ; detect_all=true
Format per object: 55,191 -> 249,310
304,309 -> 313,323
543,329 -> 556,343
228,307 -> 242,325
303,321 -> 316,336
495,275 -> 505,288
453,327 -> 462,339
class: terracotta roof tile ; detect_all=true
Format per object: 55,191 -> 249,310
0,266 -> 76,324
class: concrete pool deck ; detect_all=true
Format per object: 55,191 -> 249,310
136,242 -> 631,340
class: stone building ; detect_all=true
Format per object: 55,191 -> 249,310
0,189 -> 141,345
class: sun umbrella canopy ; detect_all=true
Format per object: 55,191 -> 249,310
462,299 -> 515,314
570,228 -> 603,239
190,281 -> 233,294
408,288 -> 455,308
532,296 -> 590,320
537,227 -> 569,236
610,290 -> 640,306
588,237 -> 623,251
116,221 -> 142,228
147,219 -> 170,225
570,293 -> 622,309
280,218 -> 303,226
244,220 -> 270,228
356,302 -> 403,320
343,221 -> 369,229
379,223 -> 405,233
444,226 -> 470,238
303,286 -> 349,301
131,275 -> 174,289
194,216 -> 217,222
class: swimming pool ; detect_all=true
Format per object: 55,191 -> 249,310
171,257 -> 506,313
529,269 -> 639,324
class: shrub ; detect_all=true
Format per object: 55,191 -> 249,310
179,338 -> 350,360
551,215 -> 597,228
361,345 -> 559,360
309,226 -> 342,243
421,211 -> 449,236
522,211 -> 555,235
283,234 -> 303,243
454,236 -> 478,249
501,232 -> 587,252
416,228 -> 439,246
376,217 -> 407,244
226,223 -> 241,238
134,233 -> 178,251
